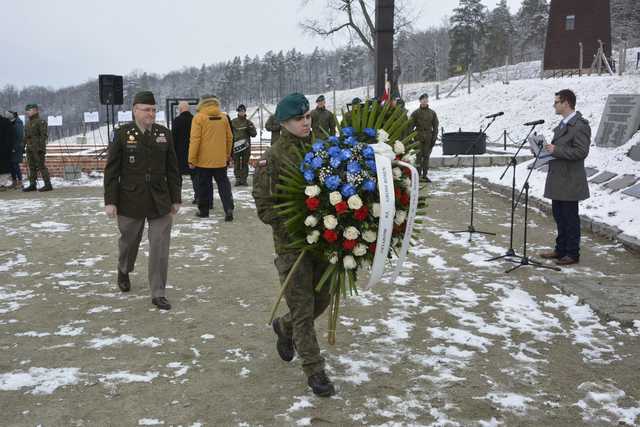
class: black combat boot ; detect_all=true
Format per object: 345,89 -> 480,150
224,210 -> 233,222
117,270 -> 131,292
272,319 -> 294,362
22,183 -> 37,192
152,297 -> 171,310
38,181 -> 53,192
307,371 -> 335,397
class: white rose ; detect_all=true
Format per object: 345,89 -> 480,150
353,244 -> 368,257
377,129 -> 390,143
306,230 -> 320,244
304,185 -> 321,197
362,230 -> 377,243
343,255 -> 357,270
323,215 -> 338,230
329,252 -> 339,264
329,191 -> 343,206
394,210 -> 407,225
343,226 -> 360,240
393,167 -> 402,179
372,203 -> 381,218
393,141 -> 405,155
406,152 -> 417,164
347,195 -> 363,210
304,215 -> 318,227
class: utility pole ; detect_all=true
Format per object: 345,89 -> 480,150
375,0 -> 394,98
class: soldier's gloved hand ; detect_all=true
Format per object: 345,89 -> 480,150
105,204 -> 117,218
171,204 -> 181,215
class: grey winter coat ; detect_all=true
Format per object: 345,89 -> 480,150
543,111 -> 591,201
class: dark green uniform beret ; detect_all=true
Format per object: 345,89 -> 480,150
25,103 -> 38,110
275,93 -> 309,123
316,95 -> 325,103
133,91 -> 156,105
419,93 -> 429,100
351,97 -> 362,105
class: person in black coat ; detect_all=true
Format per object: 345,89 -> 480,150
171,101 -> 196,203
0,114 -> 15,178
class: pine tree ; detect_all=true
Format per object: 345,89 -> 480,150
449,0 -> 487,74
515,0 -> 549,61
483,0 -> 515,69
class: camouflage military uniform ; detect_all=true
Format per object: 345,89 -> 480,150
409,106 -> 439,178
310,107 -> 337,137
252,128 -> 331,377
24,113 -> 51,187
231,116 -> 257,185
265,114 -> 281,144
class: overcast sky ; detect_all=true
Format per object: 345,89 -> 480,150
1,0 -> 522,89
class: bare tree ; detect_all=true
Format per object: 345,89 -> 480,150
300,0 -> 420,53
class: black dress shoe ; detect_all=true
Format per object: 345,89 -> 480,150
191,199 -> 198,205
195,210 -> 209,218
272,319 -> 294,362
22,185 -> 37,192
224,211 -> 234,222
117,270 -> 130,292
540,250 -> 562,259
152,297 -> 171,310
38,183 -> 53,192
307,371 -> 335,397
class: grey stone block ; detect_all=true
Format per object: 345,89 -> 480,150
604,174 -> 639,192
442,157 -> 461,167
628,142 -> 640,161
585,167 -> 599,177
618,233 -> 640,253
589,171 -> 618,184
622,183 -> 640,199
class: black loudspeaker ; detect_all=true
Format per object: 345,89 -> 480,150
442,131 -> 487,155
99,74 -> 124,105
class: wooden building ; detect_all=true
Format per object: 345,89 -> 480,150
543,0 -> 612,76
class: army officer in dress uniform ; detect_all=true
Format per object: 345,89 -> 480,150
103,91 -> 181,310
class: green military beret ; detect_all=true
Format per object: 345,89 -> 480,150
351,97 -> 362,105
316,95 -> 325,103
25,103 -> 38,110
275,93 -> 309,123
419,93 -> 429,100
133,91 -> 156,105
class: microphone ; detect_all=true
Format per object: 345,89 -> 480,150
524,119 -> 545,126
485,111 -> 504,119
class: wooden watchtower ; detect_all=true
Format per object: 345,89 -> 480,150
543,0 -> 612,77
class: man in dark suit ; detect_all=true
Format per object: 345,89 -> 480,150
540,89 -> 591,266
171,101 -> 196,202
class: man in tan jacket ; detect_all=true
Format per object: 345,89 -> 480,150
188,95 -> 234,221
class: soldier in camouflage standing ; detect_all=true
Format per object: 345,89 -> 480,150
264,113 -> 281,144
409,93 -> 439,182
231,104 -> 257,186
341,97 -> 362,128
310,94 -> 336,137
252,93 -> 335,398
22,104 -> 52,192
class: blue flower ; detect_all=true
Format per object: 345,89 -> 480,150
340,183 -> 357,198
363,179 -> 377,192
327,146 -> 341,157
304,152 -> 315,163
366,159 -> 377,173
330,156 -> 342,169
340,148 -> 353,161
347,161 -> 361,174
299,161 -> 307,173
312,141 -> 325,153
363,128 -> 376,137
362,146 -> 375,159
345,136 -> 358,146
328,136 -> 339,144
311,156 -> 324,169
303,169 -> 316,183
325,175 -> 341,191
342,127 -> 354,137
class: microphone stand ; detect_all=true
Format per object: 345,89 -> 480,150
449,116 -> 498,241
487,123 -> 538,262
504,133 -> 561,273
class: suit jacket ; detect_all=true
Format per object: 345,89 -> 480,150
171,111 -> 193,175
543,111 -> 591,201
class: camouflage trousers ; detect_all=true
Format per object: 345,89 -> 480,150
26,146 -> 50,185
233,147 -> 250,184
417,139 -> 435,178
274,252 -> 331,376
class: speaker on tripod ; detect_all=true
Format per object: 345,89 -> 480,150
98,74 -> 124,105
